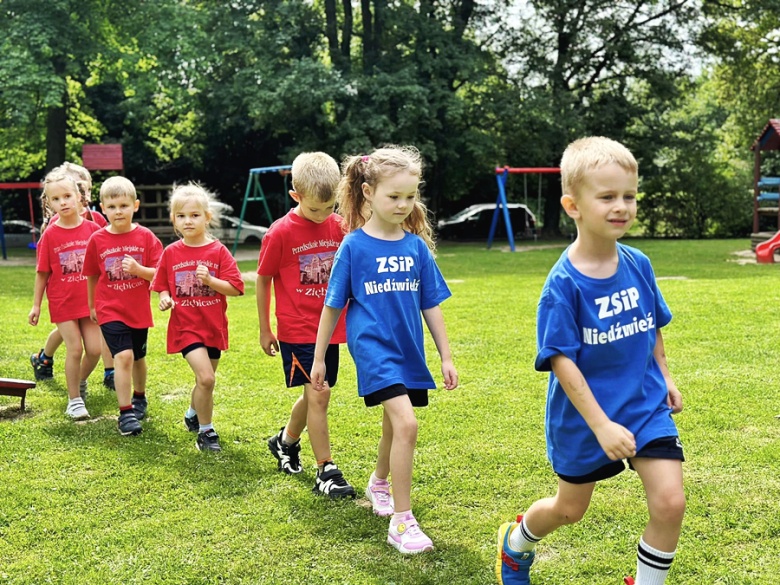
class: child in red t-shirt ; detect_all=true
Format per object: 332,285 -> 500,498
257,152 -> 354,498
83,177 -> 163,437
30,162 -> 116,389
151,183 -> 244,453
28,169 -> 102,420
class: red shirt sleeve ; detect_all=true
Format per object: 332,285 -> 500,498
257,226 -> 281,276
151,247 -> 170,292
220,244 -> 245,295
82,234 -> 100,277
87,210 -> 108,227
146,231 -> 164,271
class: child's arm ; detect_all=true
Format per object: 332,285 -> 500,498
122,255 -> 156,282
195,265 -> 241,296
422,305 -> 458,390
28,271 -> 49,326
256,275 -> 278,356
87,275 -> 99,323
158,291 -> 174,312
311,306 -> 343,392
654,329 -> 682,413
550,354 -> 637,461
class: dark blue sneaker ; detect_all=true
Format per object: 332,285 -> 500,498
184,413 -> 199,432
132,394 -> 148,420
196,429 -> 222,453
103,369 -> 115,391
118,411 -> 143,436
30,349 -> 54,380
496,516 -> 535,585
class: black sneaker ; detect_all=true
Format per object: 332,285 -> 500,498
118,411 -> 143,436
196,429 -> 222,453
103,369 -> 115,391
184,413 -> 199,432
30,349 -> 54,381
267,427 -> 303,475
312,462 -> 356,499
132,394 -> 148,421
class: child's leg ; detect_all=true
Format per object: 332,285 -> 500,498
375,407 -> 393,480
631,458 -> 685,584
381,395 -> 418,514
285,392 -> 308,443
185,348 -> 217,425
56,321 -> 84,400
44,327 -> 63,357
303,382 -> 332,464
522,479 -> 596,540
133,358 -> 147,394
101,336 -> 114,370
77,318 -> 102,382
113,349 -> 134,408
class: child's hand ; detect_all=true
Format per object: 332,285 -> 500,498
89,308 -> 98,324
441,359 -> 458,390
122,254 -> 140,276
159,296 -> 174,311
593,421 -> 636,461
667,381 -> 683,414
28,306 -> 40,326
311,359 -> 327,392
196,265 -> 212,287
260,331 -> 279,356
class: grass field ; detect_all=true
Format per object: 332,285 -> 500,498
1,239 -> 778,584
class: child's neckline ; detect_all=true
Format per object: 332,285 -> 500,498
106,224 -> 138,235
53,217 -> 84,230
181,238 -> 217,248
358,227 -> 409,243
564,243 -> 623,283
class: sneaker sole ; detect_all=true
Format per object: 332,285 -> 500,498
386,535 -> 434,554
118,426 -> 142,436
312,486 -> 356,499
365,485 -> 394,516
68,413 -> 90,421
196,442 -> 222,453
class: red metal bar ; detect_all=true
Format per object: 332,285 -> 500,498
0,183 -> 42,189
495,167 -> 560,174
28,189 -> 37,245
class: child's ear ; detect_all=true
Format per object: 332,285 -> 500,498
133,199 -> 140,212
100,202 -> 106,214
560,193 -> 580,220
289,190 -> 301,203
361,182 -> 372,200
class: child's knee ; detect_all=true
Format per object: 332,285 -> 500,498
198,372 -> 216,390
113,350 -> 134,368
553,499 -> 589,525
307,386 -> 331,410
649,489 -> 686,524
394,416 -> 418,442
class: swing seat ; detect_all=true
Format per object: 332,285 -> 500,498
0,378 -> 35,410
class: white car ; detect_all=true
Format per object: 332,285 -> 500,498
214,215 -> 268,246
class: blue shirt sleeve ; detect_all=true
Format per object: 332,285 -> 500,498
647,263 -> 672,329
324,241 -> 352,309
419,243 -> 452,310
534,287 -> 581,372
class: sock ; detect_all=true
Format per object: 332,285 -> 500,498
636,538 -> 675,585
509,515 -> 541,552
317,458 -> 333,472
281,428 -> 299,445
41,350 -> 52,361
369,471 -> 388,485
392,510 -> 412,524
119,405 -> 133,414
185,407 -> 197,418
133,391 -> 146,399
68,397 -> 84,405
199,423 -> 214,433
104,367 -> 114,375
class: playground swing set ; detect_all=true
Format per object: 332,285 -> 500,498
231,165 -> 291,256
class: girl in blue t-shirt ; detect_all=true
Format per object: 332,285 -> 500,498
311,145 -> 458,555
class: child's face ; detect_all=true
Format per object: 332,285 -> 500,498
173,199 -> 211,239
46,182 -> 80,218
101,194 -> 139,229
565,163 -> 637,241
291,192 -> 336,224
363,171 -> 419,228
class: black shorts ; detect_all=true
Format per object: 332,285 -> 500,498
181,343 -> 221,360
279,342 -> 339,388
364,384 -> 429,408
557,436 -> 685,485
99,321 -> 148,361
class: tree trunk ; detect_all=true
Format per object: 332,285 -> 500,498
46,60 -> 67,172
341,0 -> 353,66
361,0 -> 374,72
325,0 -> 341,69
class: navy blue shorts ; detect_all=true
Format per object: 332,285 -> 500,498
557,436 -> 685,485
364,384 -> 429,408
181,343 -> 221,360
279,342 -> 339,388
100,321 -> 148,361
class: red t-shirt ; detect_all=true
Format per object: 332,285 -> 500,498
82,225 -> 164,328
151,239 -> 245,353
35,220 -> 101,323
51,209 -> 108,228
257,210 -> 347,344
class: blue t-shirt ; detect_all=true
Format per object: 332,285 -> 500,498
535,243 -> 677,477
325,229 -> 452,396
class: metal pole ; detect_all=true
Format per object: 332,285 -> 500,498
28,188 -> 37,246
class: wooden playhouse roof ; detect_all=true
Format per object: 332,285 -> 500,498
752,119 -> 780,151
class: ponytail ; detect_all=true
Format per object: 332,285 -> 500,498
336,155 -> 371,234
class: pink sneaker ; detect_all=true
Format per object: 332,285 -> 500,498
387,513 -> 434,554
366,479 -> 395,516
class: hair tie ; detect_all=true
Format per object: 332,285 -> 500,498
362,155 -> 370,163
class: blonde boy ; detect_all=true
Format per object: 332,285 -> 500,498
257,152 -> 355,498
82,177 -> 163,436
496,138 -> 685,585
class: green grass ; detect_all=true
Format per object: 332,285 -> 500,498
1,239 -> 778,584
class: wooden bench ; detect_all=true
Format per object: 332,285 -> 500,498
0,378 -> 35,410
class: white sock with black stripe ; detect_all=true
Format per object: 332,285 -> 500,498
508,516 -> 541,552
636,537 -> 676,585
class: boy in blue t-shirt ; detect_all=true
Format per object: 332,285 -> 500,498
496,137 -> 685,585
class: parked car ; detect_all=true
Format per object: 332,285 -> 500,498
215,215 -> 268,245
436,203 -> 536,240
1,220 -> 40,247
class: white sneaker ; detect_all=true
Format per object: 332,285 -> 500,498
387,513 -> 434,554
366,478 -> 395,516
65,398 -> 90,420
